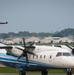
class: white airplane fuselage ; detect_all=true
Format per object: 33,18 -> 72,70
0,45 -> 74,71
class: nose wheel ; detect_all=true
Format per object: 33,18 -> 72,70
67,71 -> 72,75
67,69 -> 72,75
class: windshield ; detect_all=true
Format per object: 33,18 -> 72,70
56,52 -> 71,57
63,53 -> 71,56
56,52 -> 62,57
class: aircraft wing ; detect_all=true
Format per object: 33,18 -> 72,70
0,43 -> 35,50
0,45 -> 35,50
0,46 -> 12,49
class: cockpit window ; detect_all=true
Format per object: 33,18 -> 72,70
56,52 -> 62,57
56,52 -> 71,57
63,53 -> 71,56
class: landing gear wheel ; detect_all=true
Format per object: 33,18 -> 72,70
67,71 -> 72,75
19,71 -> 26,75
67,69 -> 72,75
41,70 -> 48,75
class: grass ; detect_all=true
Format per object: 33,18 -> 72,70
48,69 -> 65,74
0,67 -> 65,74
0,67 -> 19,73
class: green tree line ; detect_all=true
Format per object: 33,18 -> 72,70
0,28 -> 74,39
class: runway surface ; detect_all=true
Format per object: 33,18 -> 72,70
0,73 -> 74,75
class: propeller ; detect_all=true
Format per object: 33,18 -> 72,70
18,38 -> 36,65
65,44 -> 74,54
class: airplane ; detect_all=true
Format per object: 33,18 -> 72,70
0,21 -> 8,24
0,38 -> 74,75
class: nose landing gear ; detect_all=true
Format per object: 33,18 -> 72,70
67,69 -> 72,75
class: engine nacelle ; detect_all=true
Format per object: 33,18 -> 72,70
6,46 -> 24,57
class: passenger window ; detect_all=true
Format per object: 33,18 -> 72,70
40,55 -> 42,58
36,55 -> 38,58
33,55 -> 34,58
50,55 -> 52,59
56,52 -> 62,57
44,55 -> 46,58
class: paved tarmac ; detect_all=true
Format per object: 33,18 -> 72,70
0,73 -> 73,75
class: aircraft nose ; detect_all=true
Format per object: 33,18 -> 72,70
62,57 -> 74,68
68,58 -> 74,68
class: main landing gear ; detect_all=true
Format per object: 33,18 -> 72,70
41,70 -> 48,75
19,70 -> 26,75
19,70 -> 48,75
19,69 -> 73,75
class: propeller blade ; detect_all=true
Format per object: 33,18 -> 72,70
65,44 -> 74,54
29,42 -> 34,47
23,38 -> 26,48
25,50 -> 36,55
17,53 -> 24,60
65,44 -> 73,50
0,46 -> 12,49
18,53 -> 29,65
25,53 -> 28,65
15,46 -> 35,51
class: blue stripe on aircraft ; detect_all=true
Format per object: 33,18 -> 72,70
0,53 -> 56,68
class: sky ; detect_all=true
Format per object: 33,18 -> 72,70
0,0 -> 74,33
